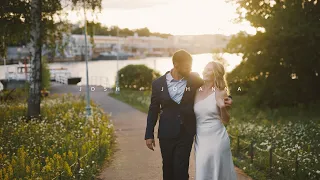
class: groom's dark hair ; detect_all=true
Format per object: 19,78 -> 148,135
172,49 -> 192,65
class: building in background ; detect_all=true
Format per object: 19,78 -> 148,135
54,33 -> 177,61
172,34 -> 230,54
0,46 -> 31,65
54,34 -> 93,62
54,33 -> 229,61
1,33 -> 230,64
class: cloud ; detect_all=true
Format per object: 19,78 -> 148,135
101,0 -> 169,10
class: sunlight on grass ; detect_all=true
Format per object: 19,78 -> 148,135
109,89 -> 320,180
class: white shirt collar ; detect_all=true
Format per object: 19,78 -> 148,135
166,69 -> 185,82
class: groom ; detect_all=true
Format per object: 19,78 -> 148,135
144,49 -> 233,180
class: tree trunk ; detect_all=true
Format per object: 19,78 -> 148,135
27,0 -> 42,119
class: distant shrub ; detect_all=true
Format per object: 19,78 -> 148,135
117,64 -> 160,90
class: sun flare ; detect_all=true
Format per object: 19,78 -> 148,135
66,0 -> 255,35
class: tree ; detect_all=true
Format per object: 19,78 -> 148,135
0,0 -> 102,118
150,32 -> 171,38
108,26 -> 120,36
71,23 -> 171,37
0,0 -> 68,57
135,27 -> 151,37
120,28 -> 134,36
28,0 -> 42,118
0,0 -> 30,57
225,0 -> 320,107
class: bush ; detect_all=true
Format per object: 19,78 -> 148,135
0,87 -> 29,103
0,95 -> 114,179
117,64 -> 160,90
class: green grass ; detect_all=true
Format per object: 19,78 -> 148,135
109,89 -> 151,113
0,93 -> 115,179
229,95 -> 320,124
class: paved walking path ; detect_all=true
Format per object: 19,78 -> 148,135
50,83 -> 252,180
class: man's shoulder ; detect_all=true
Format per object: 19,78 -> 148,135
189,72 -> 202,81
152,75 -> 165,86
189,72 -> 201,77
189,72 -> 203,87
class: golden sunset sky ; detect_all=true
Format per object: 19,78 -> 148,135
65,0 -> 256,35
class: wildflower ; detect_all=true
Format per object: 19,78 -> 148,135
64,162 -> 72,176
26,165 -> 31,173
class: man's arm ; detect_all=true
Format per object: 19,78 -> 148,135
190,72 -> 204,88
225,94 -> 232,110
144,81 -> 160,140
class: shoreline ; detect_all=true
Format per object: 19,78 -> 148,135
0,52 -> 213,66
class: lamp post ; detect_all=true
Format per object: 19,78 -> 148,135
115,28 -> 120,94
83,1 -> 91,117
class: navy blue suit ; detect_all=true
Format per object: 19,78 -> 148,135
144,71 -> 204,180
145,71 -> 204,140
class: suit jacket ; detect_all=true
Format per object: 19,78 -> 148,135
144,71 -> 204,139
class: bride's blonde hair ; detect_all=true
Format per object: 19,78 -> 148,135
208,61 -> 230,95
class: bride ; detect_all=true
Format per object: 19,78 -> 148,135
194,61 -> 237,180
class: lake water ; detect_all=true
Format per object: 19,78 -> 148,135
0,53 -> 242,90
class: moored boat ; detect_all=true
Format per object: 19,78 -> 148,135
0,62 -> 81,90
93,51 -> 134,60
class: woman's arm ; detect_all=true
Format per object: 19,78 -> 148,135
216,89 -> 230,124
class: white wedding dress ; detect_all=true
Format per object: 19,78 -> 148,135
194,89 -> 237,180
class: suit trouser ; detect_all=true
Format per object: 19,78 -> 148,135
159,124 -> 194,180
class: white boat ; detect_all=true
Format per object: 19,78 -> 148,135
93,51 -> 134,60
6,62 -> 31,80
0,62 -> 81,90
0,62 -> 31,90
